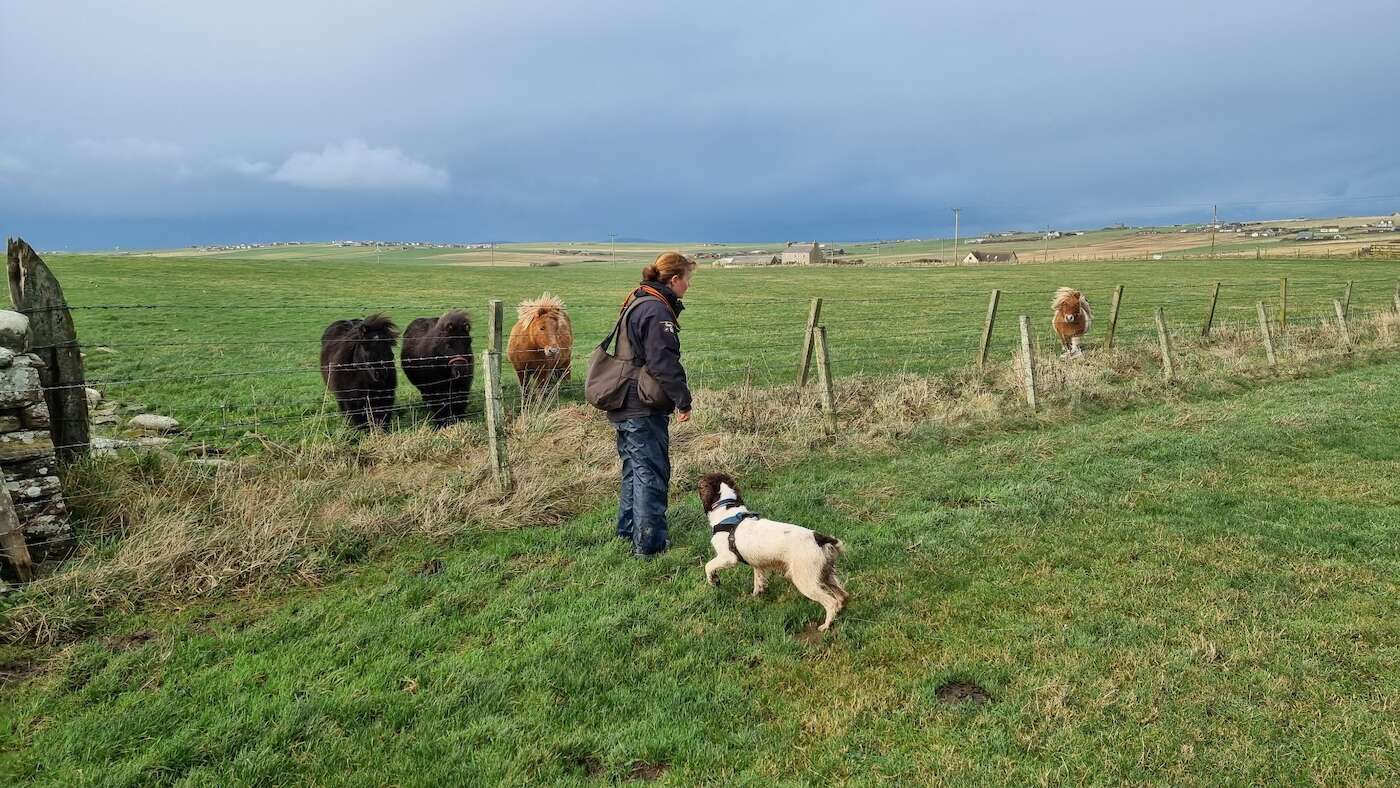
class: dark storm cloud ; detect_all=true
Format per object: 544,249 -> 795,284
2,0 -> 1398,248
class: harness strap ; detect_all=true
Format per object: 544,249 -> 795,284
712,510 -> 761,565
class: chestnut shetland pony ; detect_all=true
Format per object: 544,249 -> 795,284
507,293 -> 573,398
1051,287 -> 1093,357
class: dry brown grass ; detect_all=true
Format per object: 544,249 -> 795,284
4,310 -> 1397,644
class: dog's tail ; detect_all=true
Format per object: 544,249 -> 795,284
814,531 -> 846,559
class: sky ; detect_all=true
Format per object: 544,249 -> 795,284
2,0 -> 1399,249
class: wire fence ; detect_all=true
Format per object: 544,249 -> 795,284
13,271 -> 1400,459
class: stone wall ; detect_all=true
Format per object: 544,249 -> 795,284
0,309 -> 72,583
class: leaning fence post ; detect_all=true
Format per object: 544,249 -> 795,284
977,289 -> 1001,369
1257,301 -> 1277,369
1333,299 -> 1351,353
1106,285 -> 1124,349
814,324 -> 836,427
1279,277 -> 1288,331
1155,307 -> 1176,383
1201,282 -> 1220,337
483,299 -> 512,489
1018,315 -> 1038,411
1342,280 -> 1353,319
0,485 -> 34,583
7,237 -> 90,463
796,297 -> 823,387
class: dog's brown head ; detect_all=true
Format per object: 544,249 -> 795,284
697,472 -> 743,513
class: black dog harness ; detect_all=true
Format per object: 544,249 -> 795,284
709,498 -> 760,565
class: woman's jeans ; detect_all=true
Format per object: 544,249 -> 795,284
614,414 -> 670,555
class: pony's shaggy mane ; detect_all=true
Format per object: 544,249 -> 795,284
437,309 -> 471,332
361,312 -> 400,340
518,292 -> 570,324
1052,287 -> 1092,320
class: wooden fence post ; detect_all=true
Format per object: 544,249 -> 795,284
483,299 -> 511,489
7,237 -> 90,463
1342,280 -> 1352,319
1394,280 -> 1400,314
1155,307 -> 1176,383
1018,315 -> 1037,411
1279,277 -> 1288,331
1333,299 -> 1351,353
0,486 -> 34,583
1257,301 -> 1277,369
814,324 -> 836,427
1201,282 -> 1220,337
796,297 -> 823,387
1106,285 -> 1124,349
977,289 -> 1000,369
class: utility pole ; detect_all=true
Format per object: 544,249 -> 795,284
490,241 -> 495,267
952,208 -> 962,257
610,233 -> 617,264
1044,226 -> 1050,263
1210,204 -> 1218,259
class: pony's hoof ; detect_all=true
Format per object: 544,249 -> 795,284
707,575 -> 719,587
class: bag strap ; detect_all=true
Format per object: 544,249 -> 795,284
599,295 -> 658,360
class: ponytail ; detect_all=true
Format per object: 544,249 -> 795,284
642,251 -> 695,284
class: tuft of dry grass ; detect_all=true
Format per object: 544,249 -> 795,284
3,311 -> 1397,644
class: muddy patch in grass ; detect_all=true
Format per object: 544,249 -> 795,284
935,680 -> 992,705
418,558 -> 445,576
106,629 -> 154,652
628,761 -> 669,781
0,658 -> 41,685
570,754 -> 605,778
795,621 -> 826,645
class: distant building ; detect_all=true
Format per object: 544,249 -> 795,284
717,254 -> 779,267
962,251 -> 1018,265
781,242 -> 825,265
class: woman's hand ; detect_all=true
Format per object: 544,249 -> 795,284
676,409 -> 691,423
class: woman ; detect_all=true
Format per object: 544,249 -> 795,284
610,251 -> 695,558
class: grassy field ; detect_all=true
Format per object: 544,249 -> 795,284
45,250 -> 1399,447
3,357 -> 1397,784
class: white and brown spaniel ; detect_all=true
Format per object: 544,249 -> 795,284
697,472 -> 848,631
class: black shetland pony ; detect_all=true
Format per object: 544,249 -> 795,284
320,313 -> 399,431
401,310 -> 474,428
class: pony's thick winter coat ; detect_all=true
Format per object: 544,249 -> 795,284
1051,287 -> 1093,357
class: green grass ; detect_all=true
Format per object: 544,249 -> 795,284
49,251 -> 1398,446
4,359 -> 1398,784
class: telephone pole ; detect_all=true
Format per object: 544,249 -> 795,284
952,208 -> 962,257
610,233 -> 617,264
1210,204 -> 1218,259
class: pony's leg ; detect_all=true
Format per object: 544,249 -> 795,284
448,383 -> 468,424
1071,335 -> 1082,356
424,394 -> 446,428
372,392 -> 394,431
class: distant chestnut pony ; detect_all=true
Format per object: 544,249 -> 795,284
507,293 -> 573,397
320,313 -> 399,431
1051,287 -> 1093,358
401,310 -> 474,428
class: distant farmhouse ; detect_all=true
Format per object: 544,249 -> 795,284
716,254 -> 780,267
781,242 -> 826,265
963,250 -> 1018,265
